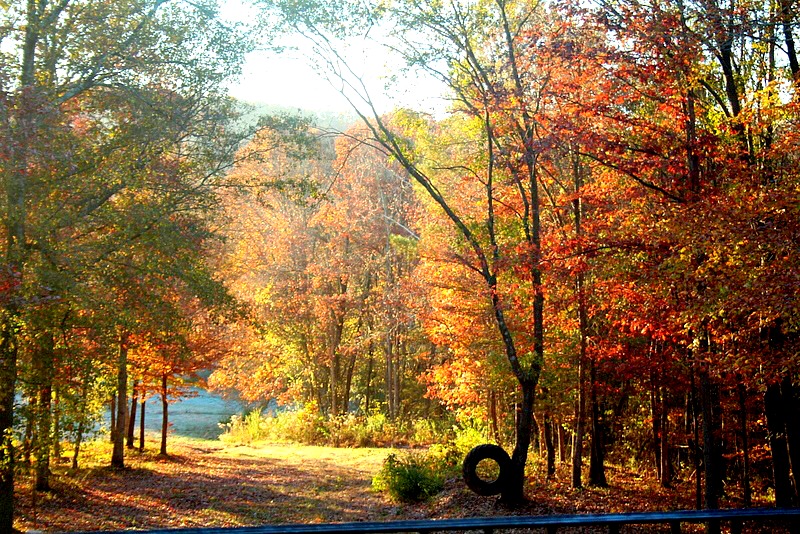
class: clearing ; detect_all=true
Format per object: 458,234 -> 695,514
15,438 -> 745,533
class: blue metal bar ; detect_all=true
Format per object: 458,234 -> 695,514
69,507 -> 800,534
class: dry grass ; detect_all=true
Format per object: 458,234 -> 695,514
13,437 -> 783,533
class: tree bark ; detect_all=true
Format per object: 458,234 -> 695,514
502,380 -> 536,504
34,331 -> 55,491
572,150 -> 587,489
779,0 -> 799,78
765,381 -> 793,507
111,332 -> 128,468
127,379 -> 138,448
588,356 -> 607,487
139,398 -> 146,452
737,382 -> 751,507
544,412 -> 555,479
0,314 -> 18,530
651,373 -> 663,481
660,385 -> 671,488
489,389 -> 501,446
690,366 -> 702,509
160,374 -> 169,456
701,371 -> 722,510
110,393 -> 116,444
780,376 -> 800,504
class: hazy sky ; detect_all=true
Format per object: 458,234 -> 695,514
221,1 -> 446,114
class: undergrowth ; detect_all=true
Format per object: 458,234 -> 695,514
218,406 -> 452,448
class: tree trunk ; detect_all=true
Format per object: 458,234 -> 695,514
765,381 -> 794,507
737,382 -> 751,507
651,373 -> 663,481
503,380 -> 535,504
364,350 -> 373,413
160,374 -> 169,456
34,332 -> 55,491
343,352 -> 357,415
489,389 -> 501,446
52,388 -> 62,462
588,356 -> 607,487
701,371 -> 722,511
558,423 -> 567,464
779,0 -> 800,78
660,385 -> 671,488
72,416 -> 85,471
0,313 -> 19,530
531,413 -> 540,456
780,376 -> 800,504
72,364 -> 93,470
690,366 -> 702,509
110,393 -> 116,444
111,332 -> 128,468
139,398 -> 146,452
22,408 -> 33,466
572,151 -> 588,489
544,412 -> 555,479
127,379 -> 138,448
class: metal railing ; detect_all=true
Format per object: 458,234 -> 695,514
74,507 -> 800,534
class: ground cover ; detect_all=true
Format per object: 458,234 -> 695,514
14,437 -> 763,533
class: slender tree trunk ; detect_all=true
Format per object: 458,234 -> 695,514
139,398 -> 146,452
393,347 -> 401,418
72,416 -> 85,471
22,408 -> 33,466
127,379 -> 138,448
779,0 -> 800,78
34,332 -> 55,491
780,376 -> 800,504
660,385 -> 671,488
737,382 -> 751,507
489,389 -> 501,446
544,412 -> 555,479
588,356 -> 607,487
72,364 -> 93,470
364,350 -> 373,413
558,423 -> 567,464
690,365 -> 702,509
111,332 -> 128,468
343,352 -> 357,415
160,374 -> 169,456
531,413 -> 540,456
0,314 -> 18,530
110,393 -> 116,443
701,371 -> 722,511
651,372 -> 663,481
52,388 -> 61,462
766,381 -> 794,507
572,353 -> 586,488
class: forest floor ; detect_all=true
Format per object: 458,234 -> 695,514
14,437 -> 771,533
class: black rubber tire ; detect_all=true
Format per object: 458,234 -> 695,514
462,443 -> 512,496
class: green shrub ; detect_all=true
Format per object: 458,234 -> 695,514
219,410 -> 270,445
372,451 -> 445,503
452,423 -> 487,457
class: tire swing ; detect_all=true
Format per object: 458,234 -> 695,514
462,443 -> 512,496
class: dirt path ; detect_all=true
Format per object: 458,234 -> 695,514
16,442 -> 408,532
14,439 -> 750,533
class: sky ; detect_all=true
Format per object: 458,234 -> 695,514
220,1 -> 447,115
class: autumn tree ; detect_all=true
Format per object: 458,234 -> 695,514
0,0 -> 249,525
262,0 -> 574,503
